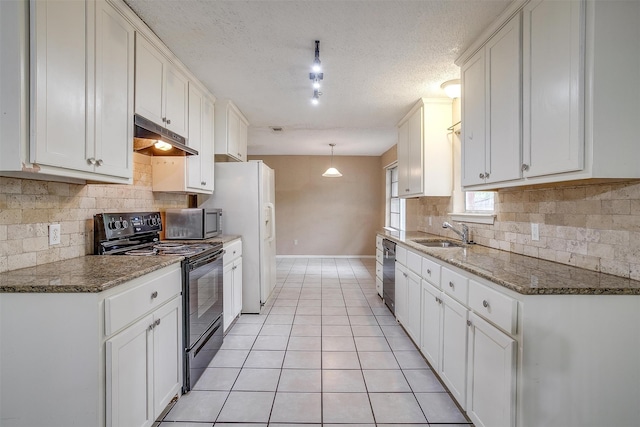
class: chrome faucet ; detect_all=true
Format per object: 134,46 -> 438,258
442,221 -> 470,244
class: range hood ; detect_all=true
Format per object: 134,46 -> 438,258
133,114 -> 198,156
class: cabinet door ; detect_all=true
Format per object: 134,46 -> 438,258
233,258 -> 243,319
397,120 -> 410,196
440,293 -> 469,409
486,14 -> 521,184
200,97 -> 215,191
164,63 -> 189,137
153,297 -> 182,420
238,119 -> 248,161
223,261 -> 234,332
406,269 -> 422,344
106,314 -> 154,427
466,313 -> 516,427
461,49 -> 487,186
522,0 -> 584,177
227,108 -> 241,160
134,34 -> 164,125
31,0 -> 91,171
420,280 -> 442,369
93,0 -> 133,179
187,84 -> 204,190
395,263 -> 408,325
406,106 -> 423,195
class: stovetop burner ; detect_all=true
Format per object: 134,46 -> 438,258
125,248 -> 158,256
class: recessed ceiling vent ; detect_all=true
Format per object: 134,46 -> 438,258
270,126 -> 284,133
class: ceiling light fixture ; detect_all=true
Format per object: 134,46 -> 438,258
309,40 -> 324,104
441,79 -> 461,99
322,143 -> 342,178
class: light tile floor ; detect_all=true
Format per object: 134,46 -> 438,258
158,257 -> 473,427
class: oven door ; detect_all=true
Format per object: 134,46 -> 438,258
183,249 -> 224,390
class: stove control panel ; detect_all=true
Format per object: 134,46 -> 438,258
95,212 -> 162,240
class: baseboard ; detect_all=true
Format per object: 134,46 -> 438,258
276,255 -> 375,259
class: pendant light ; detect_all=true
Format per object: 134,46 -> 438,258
322,143 -> 342,177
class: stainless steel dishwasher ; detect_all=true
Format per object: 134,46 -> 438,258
382,239 -> 396,314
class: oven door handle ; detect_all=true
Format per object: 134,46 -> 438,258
188,249 -> 225,271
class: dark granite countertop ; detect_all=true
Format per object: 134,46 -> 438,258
378,230 -> 640,296
0,256 -> 183,293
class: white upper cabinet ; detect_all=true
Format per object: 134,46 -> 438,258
135,33 -> 189,137
457,0 -> 640,189
522,0 -> 583,178
397,98 -> 453,198
462,13 -> 522,187
186,83 -> 215,193
1,0 -> 133,183
214,99 -> 249,162
93,0 -> 135,179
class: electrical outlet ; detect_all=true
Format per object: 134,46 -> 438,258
531,223 -> 539,241
428,216 -> 432,226
49,224 -> 61,245
294,239 -> 298,245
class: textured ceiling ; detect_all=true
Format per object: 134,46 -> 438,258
124,0 -> 511,156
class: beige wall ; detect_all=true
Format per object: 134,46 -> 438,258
0,153 -> 188,273
249,155 -> 381,256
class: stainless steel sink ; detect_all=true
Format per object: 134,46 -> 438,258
413,240 -> 464,248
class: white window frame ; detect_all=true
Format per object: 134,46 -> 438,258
385,162 -> 405,231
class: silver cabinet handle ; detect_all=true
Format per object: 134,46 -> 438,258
151,291 -> 158,299
521,164 -> 529,172
427,269 -> 431,275
201,181 -> 206,185
96,159 -> 104,166
162,117 -> 166,123
155,319 -> 161,326
482,300 -> 489,308
485,172 -> 490,179
467,320 -> 472,327
148,324 -> 154,331
405,188 -> 410,192
479,173 -> 485,179
449,281 -> 454,288
166,119 -> 171,125
403,272 -> 408,278
87,158 -> 96,165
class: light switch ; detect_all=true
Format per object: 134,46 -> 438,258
531,223 -> 539,241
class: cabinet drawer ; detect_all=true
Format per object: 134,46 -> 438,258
105,267 -> 182,336
224,239 -> 242,264
421,257 -> 441,287
376,248 -> 384,265
469,280 -> 517,335
376,235 -> 383,250
406,249 -> 422,275
396,245 -> 407,265
376,277 -> 383,296
441,267 -> 469,305
376,262 -> 383,280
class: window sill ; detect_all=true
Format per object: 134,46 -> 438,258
448,212 -> 496,225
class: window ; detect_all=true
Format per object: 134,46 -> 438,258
465,191 -> 495,212
386,164 -> 404,230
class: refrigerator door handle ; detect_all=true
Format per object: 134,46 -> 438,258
267,202 -> 276,243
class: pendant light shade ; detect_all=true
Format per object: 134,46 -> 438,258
322,144 -> 342,177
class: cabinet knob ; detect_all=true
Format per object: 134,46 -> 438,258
427,269 -> 431,275
151,291 -> 158,299
96,159 -> 103,166
201,181 -> 206,185
155,318 -> 161,326
166,119 -> 171,125
521,163 -> 530,172
449,281 -> 454,289
405,188 -> 410,192
162,117 -> 167,123
479,173 -> 485,179
148,324 -> 154,331
238,153 -> 242,157
484,172 -> 490,179
87,157 -> 96,165
467,320 -> 472,327
482,299 -> 489,308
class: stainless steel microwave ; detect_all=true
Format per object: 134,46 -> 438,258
164,208 -> 222,240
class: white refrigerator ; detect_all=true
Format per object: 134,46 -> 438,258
200,160 -> 276,313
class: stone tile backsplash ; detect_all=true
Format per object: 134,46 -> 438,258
0,153 -> 188,273
413,180 -> 640,281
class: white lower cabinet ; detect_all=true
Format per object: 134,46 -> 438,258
223,239 -> 243,332
440,293 -> 469,408
420,279 -> 442,369
405,268 -> 422,344
466,312 -> 516,427
394,262 -> 408,326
